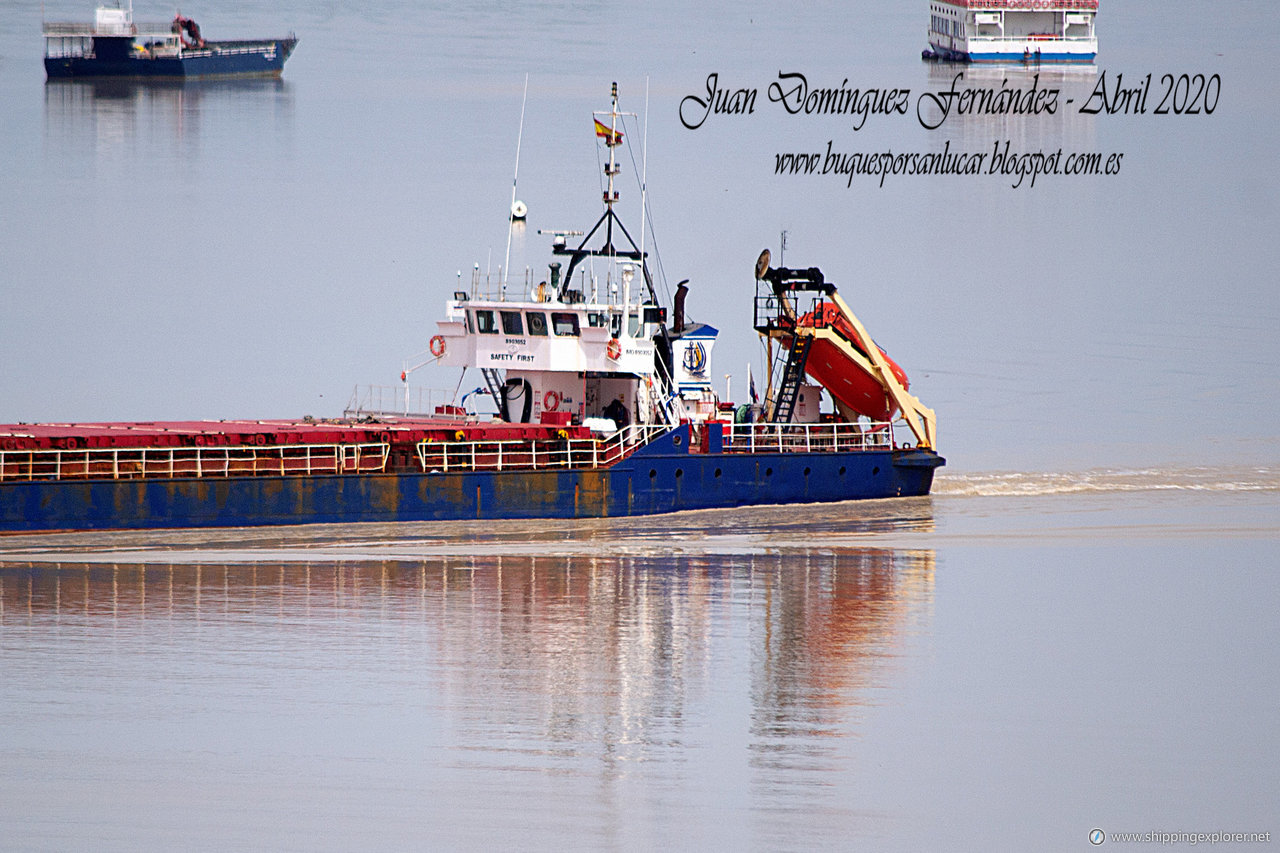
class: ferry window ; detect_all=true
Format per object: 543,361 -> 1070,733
587,312 -> 608,328
474,310 -> 498,334
609,312 -> 622,337
551,312 -> 580,336
627,313 -> 642,337
526,311 -> 548,336
500,310 -> 523,335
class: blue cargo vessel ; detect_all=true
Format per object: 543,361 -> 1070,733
0,85 -> 942,533
43,2 -> 296,79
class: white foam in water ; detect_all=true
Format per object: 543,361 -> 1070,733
933,465 -> 1280,497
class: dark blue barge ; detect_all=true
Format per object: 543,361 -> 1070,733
43,4 -> 296,80
0,424 -> 941,533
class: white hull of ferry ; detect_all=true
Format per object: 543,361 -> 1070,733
928,0 -> 1097,63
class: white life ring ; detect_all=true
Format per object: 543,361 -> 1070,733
543,390 -> 562,411
430,335 -> 447,357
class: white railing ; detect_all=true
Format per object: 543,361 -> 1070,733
969,34 -> 1095,43
458,267 -> 537,302
0,422 -> 908,484
955,0 -> 1096,8
722,421 -> 894,454
178,44 -> 280,58
0,442 -> 389,483
42,21 -> 175,37
416,424 -> 669,473
345,384 -> 484,419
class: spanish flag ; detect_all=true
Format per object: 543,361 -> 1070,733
594,118 -> 623,146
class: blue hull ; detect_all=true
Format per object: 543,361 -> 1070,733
928,43 -> 1095,63
45,39 -> 296,79
969,52 -> 1095,63
0,428 -> 943,532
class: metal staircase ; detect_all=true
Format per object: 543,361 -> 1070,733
480,368 -> 505,415
770,333 -> 812,423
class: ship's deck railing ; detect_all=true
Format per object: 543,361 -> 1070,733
345,384 -> 486,420
0,442 -> 389,483
722,421 -> 894,454
948,0 -> 1097,9
175,43 -> 284,58
416,424 -> 669,473
42,21 -> 176,38
966,33 -> 1095,42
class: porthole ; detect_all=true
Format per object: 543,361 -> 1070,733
672,434 -> 683,447
649,469 -> 657,479
714,468 -> 722,478
838,466 -> 847,476
872,466 -> 880,475
803,467 -> 811,477
675,469 -> 683,479
765,467 -> 773,477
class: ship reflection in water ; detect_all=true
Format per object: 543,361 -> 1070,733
43,75 -> 294,161
0,509 -> 935,847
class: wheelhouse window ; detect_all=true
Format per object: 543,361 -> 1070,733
500,310 -> 524,335
474,310 -> 498,334
526,311 -> 548,336
551,312 -> 581,337
587,312 -> 608,328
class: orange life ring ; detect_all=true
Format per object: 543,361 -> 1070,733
544,390 -> 562,412
429,335 -> 447,358
606,338 -> 622,360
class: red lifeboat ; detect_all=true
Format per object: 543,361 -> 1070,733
785,302 -> 909,422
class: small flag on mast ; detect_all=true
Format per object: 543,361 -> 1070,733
748,363 -> 758,404
594,118 -> 623,146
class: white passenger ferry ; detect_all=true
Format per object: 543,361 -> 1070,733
926,0 -> 1097,63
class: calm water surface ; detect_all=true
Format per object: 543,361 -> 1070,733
3,476 -> 1277,851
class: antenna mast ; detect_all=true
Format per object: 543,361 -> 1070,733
602,81 -> 621,253
502,73 -> 529,294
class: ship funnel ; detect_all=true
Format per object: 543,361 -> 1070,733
673,279 -> 689,333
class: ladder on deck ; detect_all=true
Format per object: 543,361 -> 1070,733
770,333 -> 812,423
480,368 -> 505,416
